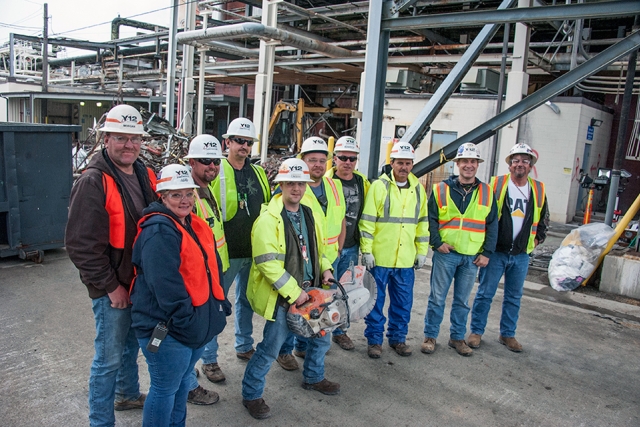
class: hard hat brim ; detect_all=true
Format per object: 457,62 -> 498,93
99,124 -> 150,137
184,154 -> 225,159
222,133 -> 259,141
157,183 -> 200,191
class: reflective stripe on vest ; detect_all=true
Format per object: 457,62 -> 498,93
103,168 -> 156,249
378,179 -> 422,224
136,212 -> 224,306
217,160 -> 270,221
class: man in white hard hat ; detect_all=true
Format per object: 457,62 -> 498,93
212,118 -> 271,361
183,135 -> 228,404
242,159 -> 338,420
325,136 -> 371,351
468,143 -> 548,352
422,142 -> 498,357
359,142 -> 429,359
66,104 -> 156,426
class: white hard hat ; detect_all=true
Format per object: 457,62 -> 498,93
273,158 -> 314,183
506,142 -> 537,166
184,134 -> 224,159
99,104 -> 149,136
156,164 -> 199,192
453,142 -> 484,163
299,136 -> 328,156
390,142 -> 415,160
222,117 -> 258,141
334,136 -> 359,153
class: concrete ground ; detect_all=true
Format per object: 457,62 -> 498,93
1,248 -> 640,427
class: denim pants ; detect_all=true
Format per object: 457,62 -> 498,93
471,251 -> 530,338
332,245 -> 360,337
424,251 -> 479,341
89,295 -> 141,427
242,305 -> 331,401
139,335 -> 204,427
364,266 -> 415,346
224,257 -> 254,353
188,258 -> 237,391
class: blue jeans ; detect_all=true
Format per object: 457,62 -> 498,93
424,251 -> 479,341
471,251 -> 529,337
332,245 -> 360,337
139,335 -> 204,427
224,257 -> 254,353
242,305 -> 331,401
89,295 -> 141,427
364,266 -> 415,346
189,260 -> 237,391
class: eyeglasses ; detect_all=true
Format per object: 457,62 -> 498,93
510,158 -> 531,165
336,155 -> 358,163
231,137 -> 254,147
167,192 -> 195,201
196,158 -> 221,166
111,135 -> 143,145
305,158 -> 327,165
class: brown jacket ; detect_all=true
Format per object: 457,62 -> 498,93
65,150 -> 156,299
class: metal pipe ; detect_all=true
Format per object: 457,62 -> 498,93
489,22 -> 511,176
165,0 -> 179,126
42,3 -> 48,92
111,17 -> 168,40
277,1 -> 367,37
175,22 -> 356,58
197,12 -> 208,135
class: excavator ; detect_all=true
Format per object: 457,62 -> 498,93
267,98 -> 355,154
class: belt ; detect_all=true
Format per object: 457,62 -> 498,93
301,280 -> 312,289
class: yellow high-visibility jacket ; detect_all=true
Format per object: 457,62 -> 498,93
247,194 -> 333,321
301,177 -> 346,263
212,159 -> 270,222
359,172 -> 429,268
193,184 -> 229,272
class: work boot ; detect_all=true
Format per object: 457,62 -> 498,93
421,338 -> 436,354
293,349 -> 306,358
114,393 -> 146,411
389,342 -> 412,357
301,378 -> 340,395
332,334 -> 355,350
467,333 -> 482,349
499,336 -> 523,352
448,339 -> 473,357
367,344 -> 382,359
201,362 -> 226,383
243,398 -> 271,420
187,385 -> 219,405
276,354 -> 299,371
236,348 -> 255,361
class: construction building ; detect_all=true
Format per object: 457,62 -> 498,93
1,0 -> 639,223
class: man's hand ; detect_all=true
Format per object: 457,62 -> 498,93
437,243 -> 455,254
294,290 -> 309,307
414,254 -> 427,269
534,238 -> 540,248
321,269 -> 334,286
108,285 -> 131,309
473,254 -> 490,268
362,253 -> 376,269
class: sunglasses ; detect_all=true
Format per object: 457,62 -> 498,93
231,137 -> 254,147
196,158 -> 221,166
336,155 -> 358,163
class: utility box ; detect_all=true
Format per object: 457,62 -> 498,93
0,123 -> 80,262
386,68 -> 422,92
461,68 -> 505,94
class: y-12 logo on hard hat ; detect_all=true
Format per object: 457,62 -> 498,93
240,123 -> 251,129
290,165 -> 303,172
121,115 -> 138,122
176,170 -> 189,177
203,142 -> 218,148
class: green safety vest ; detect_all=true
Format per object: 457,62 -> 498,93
212,159 -> 271,222
433,181 -> 493,256
491,174 -> 546,254
193,184 -> 230,272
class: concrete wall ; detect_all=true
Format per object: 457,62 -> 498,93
381,95 -> 613,223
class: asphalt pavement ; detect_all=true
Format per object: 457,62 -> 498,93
1,248 -> 639,426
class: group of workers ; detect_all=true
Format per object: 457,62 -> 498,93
66,104 -> 548,426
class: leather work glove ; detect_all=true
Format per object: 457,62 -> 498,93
414,254 -> 427,270
362,253 -> 376,270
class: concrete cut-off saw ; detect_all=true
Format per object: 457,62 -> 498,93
286,263 -> 377,338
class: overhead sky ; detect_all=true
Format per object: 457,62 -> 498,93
1,0 -> 171,57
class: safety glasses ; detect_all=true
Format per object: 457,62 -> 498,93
231,137 -> 254,147
196,158 -> 221,166
336,155 -> 358,162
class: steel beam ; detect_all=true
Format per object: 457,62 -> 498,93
412,29 -> 640,177
165,0 -> 179,126
358,1 -> 390,180
400,0 -> 516,149
383,0 -> 640,30
12,33 -> 114,51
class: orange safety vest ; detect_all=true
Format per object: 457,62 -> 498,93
102,168 -> 157,249
135,212 -> 224,306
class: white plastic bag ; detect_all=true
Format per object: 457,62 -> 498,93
548,223 -> 615,291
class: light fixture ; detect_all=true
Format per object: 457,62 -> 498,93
590,118 -> 603,127
96,102 -> 103,107
302,68 -> 346,74
80,101 -> 85,106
